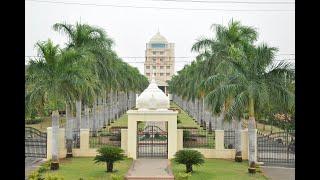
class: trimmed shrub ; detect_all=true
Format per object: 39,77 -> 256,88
28,171 -> 43,180
25,118 -> 44,124
174,150 -> 204,173
93,146 -> 125,172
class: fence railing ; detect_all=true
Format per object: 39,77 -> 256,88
72,130 -> 80,148
89,129 -> 121,148
224,130 -> 235,149
183,128 -> 215,149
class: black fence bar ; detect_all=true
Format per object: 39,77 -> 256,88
183,128 -> 215,149
89,129 -> 121,148
72,130 -> 80,148
224,130 -> 235,149
257,130 -> 295,167
25,127 -> 47,158
137,122 -> 168,158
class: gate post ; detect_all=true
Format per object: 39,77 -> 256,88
80,129 -> 90,154
121,129 -> 128,155
240,129 -> 248,160
47,127 -> 52,160
215,130 -> 224,150
58,128 -> 66,158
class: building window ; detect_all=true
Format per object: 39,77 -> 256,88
153,58 -> 156,62
166,73 -> 170,76
160,58 -> 163,62
151,43 -> 165,48
146,66 -> 150,69
154,73 -> 156,76
160,73 -> 164,76
160,66 -> 164,69
166,66 -> 170,69
152,51 -> 156,55
160,51 -> 164,55
146,73 -> 150,76
153,66 -> 156,69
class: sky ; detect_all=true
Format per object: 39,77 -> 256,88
25,0 -> 295,74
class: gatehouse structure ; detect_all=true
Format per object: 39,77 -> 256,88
126,78 -> 178,159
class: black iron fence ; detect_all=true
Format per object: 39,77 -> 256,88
224,130 -> 235,149
25,127 -> 47,158
89,128 -> 121,148
257,130 -> 295,167
72,130 -> 80,148
183,128 -> 215,149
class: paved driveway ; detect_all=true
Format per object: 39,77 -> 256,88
261,166 -> 295,180
25,157 -> 45,179
125,158 -> 174,179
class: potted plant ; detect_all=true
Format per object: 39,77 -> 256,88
248,161 -> 256,174
235,151 -> 242,162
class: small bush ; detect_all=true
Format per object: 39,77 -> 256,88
38,160 -> 51,173
174,150 -> 204,173
43,174 -> 64,180
28,171 -> 43,180
176,172 -> 191,180
94,146 -> 125,172
25,118 -> 44,124
110,174 -> 122,180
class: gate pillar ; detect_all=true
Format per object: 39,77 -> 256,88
127,110 -> 178,159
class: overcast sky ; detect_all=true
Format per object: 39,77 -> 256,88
25,0 -> 295,74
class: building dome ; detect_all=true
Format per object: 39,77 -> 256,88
149,32 -> 168,43
136,79 -> 170,110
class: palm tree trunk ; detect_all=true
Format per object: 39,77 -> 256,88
234,118 -> 242,160
65,103 -> 73,158
51,110 -> 60,170
84,104 -> 89,129
248,98 -> 257,164
92,99 -> 97,136
76,100 -> 82,130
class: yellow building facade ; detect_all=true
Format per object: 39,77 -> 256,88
144,32 -> 175,95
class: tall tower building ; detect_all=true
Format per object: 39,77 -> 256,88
144,31 -> 175,95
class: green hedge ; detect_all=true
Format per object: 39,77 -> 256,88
25,118 -> 44,124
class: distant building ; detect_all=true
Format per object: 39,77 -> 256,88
144,31 -> 175,95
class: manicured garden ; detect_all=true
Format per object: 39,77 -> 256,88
171,158 -> 267,180
38,157 -> 132,179
171,103 -> 201,129
108,102 -> 200,129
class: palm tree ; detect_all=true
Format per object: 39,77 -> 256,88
53,22 -> 114,155
206,44 -> 294,165
26,40 -> 98,169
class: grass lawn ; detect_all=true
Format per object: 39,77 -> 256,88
171,158 -> 268,180
42,157 -> 132,179
256,122 -> 283,134
170,102 -> 200,129
26,117 -> 66,132
109,113 -> 128,128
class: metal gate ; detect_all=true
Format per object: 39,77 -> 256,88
25,127 -> 47,158
257,130 -> 295,167
137,122 -> 168,158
